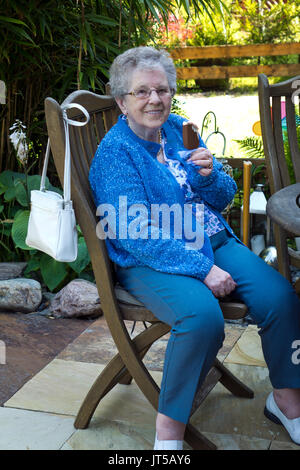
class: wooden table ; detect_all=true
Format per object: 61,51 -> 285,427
266,183 -> 300,236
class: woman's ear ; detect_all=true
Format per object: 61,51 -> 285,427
115,97 -> 127,115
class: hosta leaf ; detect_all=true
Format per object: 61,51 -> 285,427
11,210 -> 34,250
39,254 -> 68,291
68,237 -> 90,274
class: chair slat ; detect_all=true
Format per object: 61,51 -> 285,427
95,112 -> 106,142
70,126 -> 89,183
77,124 -> 95,170
285,97 -> 300,182
272,96 -> 291,187
103,108 -> 114,133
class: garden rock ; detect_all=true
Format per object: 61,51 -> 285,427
49,279 -> 103,318
0,262 -> 27,280
0,278 -> 42,313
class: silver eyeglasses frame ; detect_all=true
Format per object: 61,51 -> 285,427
124,87 -> 175,100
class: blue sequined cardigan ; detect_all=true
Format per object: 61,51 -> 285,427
89,113 -> 238,281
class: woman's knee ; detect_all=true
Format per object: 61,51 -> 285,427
250,276 -> 300,328
173,303 -> 225,347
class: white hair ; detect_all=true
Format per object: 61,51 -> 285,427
109,46 -> 177,98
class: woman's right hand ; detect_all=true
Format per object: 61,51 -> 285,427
204,265 -> 237,298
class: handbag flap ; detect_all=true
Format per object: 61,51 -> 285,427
30,189 -> 64,211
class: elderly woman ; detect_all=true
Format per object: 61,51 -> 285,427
89,46 -> 300,450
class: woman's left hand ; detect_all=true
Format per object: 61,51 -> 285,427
187,148 -> 214,177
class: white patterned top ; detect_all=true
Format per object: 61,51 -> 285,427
161,142 -> 224,237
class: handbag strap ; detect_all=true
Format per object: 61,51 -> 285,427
40,103 -> 90,204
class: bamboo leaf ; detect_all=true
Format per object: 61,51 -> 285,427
84,13 -> 119,26
0,16 -> 27,26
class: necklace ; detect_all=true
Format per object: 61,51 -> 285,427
157,129 -> 165,164
158,128 -> 162,145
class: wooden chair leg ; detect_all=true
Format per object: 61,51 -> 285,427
274,224 -> 291,281
74,351 -> 127,429
214,358 -> 254,398
74,321 -> 170,429
185,423 -> 217,450
119,345 -> 152,385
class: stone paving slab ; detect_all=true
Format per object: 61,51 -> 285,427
0,312 -> 94,405
224,325 -> 267,367
62,421 -> 273,451
0,407 -> 75,450
4,358 -> 294,448
57,316 -> 245,370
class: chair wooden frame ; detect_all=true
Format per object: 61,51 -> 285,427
45,90 -> 253,450
258,73 -> 300,284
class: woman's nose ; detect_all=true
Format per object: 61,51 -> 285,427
148,90 -> 161,103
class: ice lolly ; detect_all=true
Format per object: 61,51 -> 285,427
182,122 -> 199,150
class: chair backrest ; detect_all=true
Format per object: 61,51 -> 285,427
258,73 -> 300,194
44,90 -> 122,312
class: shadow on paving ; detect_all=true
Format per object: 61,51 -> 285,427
0,312 -> 94,405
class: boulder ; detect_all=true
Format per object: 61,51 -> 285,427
0,262 -> 27,280
0,278 -> 42,313
49,279 -> 103,318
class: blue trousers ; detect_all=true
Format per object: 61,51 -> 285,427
116,230 -> 300,424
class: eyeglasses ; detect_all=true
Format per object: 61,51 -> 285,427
124,87 -> 174,100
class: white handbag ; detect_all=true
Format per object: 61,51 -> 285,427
26,103 -> 90,262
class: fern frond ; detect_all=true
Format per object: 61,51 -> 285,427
234,137 -> 265,159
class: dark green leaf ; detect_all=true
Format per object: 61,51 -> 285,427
11,209 -> 34,250
39,254 -> 68,291
68,237 -> 90,274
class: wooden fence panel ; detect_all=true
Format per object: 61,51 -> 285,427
170,43 -> 300,60
169,43 -> 300,79
177,64 -> 300,80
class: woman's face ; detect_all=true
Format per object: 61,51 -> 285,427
116,67 -> 173,142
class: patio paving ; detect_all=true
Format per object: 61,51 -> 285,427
1,313 -> 300,451
0,312 -> 93,406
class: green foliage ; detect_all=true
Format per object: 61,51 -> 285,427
0,170 -> 92,291
235,123 -> 300,188
232,0 -> 300,46
171,97 -> 189,118
234,137 -> 265,159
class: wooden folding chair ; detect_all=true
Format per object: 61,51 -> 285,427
44,90 -> 253,450
258,73 -> 300,292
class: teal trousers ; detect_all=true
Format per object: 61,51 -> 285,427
116,230 -> 300,424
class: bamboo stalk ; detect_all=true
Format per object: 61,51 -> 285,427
27,81 -> 33,126
242,161 -> 252,247
0,117 -> 5,172
118,0 -> 122,48
24,79 -> 28,124
6,87 -> 12,171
